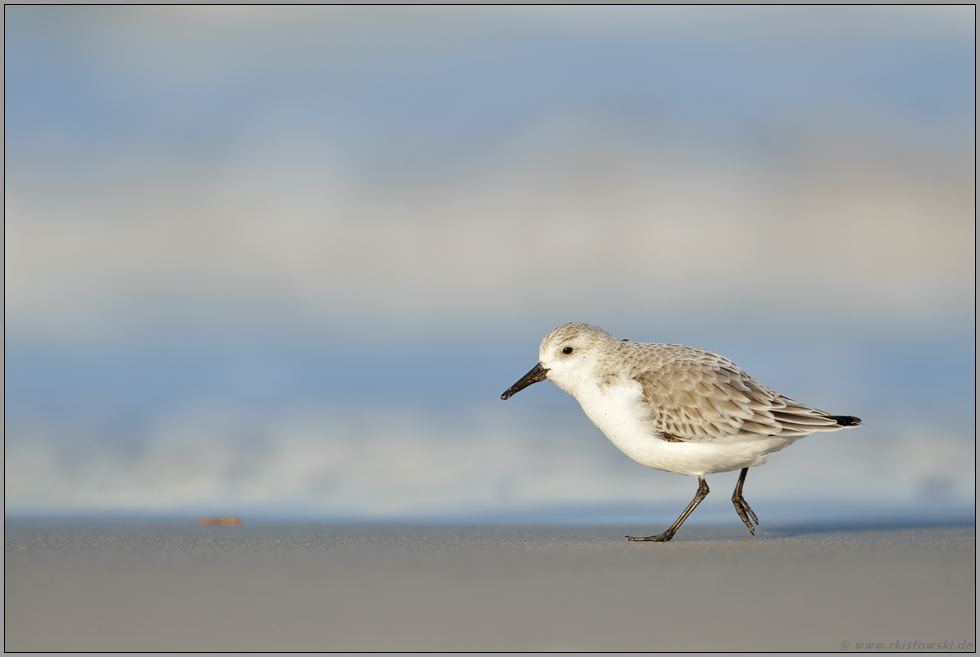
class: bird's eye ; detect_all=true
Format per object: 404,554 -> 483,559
562,347 -> 573,355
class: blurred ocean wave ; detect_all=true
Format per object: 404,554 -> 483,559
5,400 -> 973,519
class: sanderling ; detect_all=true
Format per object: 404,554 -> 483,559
501,322 -> 861,542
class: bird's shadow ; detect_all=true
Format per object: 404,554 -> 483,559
675,517 -> 976,540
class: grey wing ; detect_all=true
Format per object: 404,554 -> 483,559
634,347 -> 850,443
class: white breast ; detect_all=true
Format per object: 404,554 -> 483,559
569,378 -> 798,477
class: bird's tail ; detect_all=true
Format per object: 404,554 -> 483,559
831,415 -> 862,427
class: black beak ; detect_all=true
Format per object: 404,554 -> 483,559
501,362 -> 549,400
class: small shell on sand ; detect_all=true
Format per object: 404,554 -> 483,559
197,517 -> 241,526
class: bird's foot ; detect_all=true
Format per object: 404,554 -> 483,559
732,494 -> 759,536
626,531 -> 675,542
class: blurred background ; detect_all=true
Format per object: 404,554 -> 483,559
5,6 -> 975,525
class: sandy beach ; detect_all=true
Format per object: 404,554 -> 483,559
4,520 -> 975,652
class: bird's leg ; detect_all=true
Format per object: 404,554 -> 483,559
627,477 -> 709,542
731,467 -> 759,535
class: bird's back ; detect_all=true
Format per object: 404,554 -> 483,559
610,340 -> 860,443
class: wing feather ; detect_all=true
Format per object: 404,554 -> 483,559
632,344 -> 849,443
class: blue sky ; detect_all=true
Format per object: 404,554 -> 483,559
5,6 -> 975,521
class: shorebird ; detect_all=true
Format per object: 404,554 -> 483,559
501,322 -> 861,541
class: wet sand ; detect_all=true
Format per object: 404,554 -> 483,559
4,520 -> 975,651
